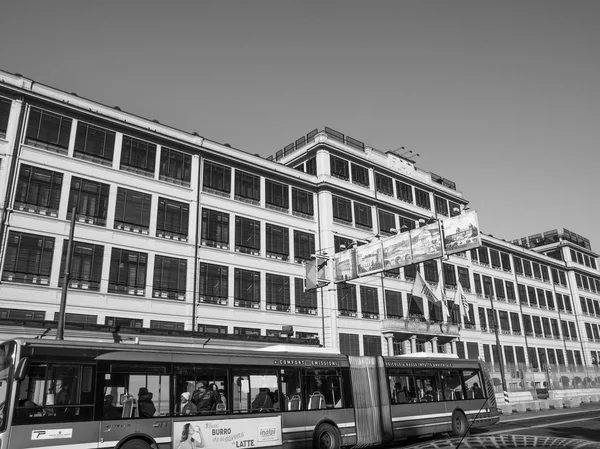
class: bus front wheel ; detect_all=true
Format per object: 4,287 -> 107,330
450,410 -> 469,438
314,423 -> 341,449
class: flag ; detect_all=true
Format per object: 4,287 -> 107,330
455,281 -> 470,321
434,277 -> 449,318
412,271 -> 442,306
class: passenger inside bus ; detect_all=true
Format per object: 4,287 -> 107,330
251,387 -> 274,412
137,388 -> 156,417
103,394 -> 121,420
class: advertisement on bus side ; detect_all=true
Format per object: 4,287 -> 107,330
173,416 -> 282,449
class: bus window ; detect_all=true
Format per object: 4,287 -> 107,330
462,369 -> 485,399
14,363 -> 94,424
0,341 -> 15,431
231,367 -> 278,413
102,372 -> 170,418
440,370 -> 464,401
388,368 -> 417,404
302,367 -> 344,410
174,365 -> 227,415
279,367 -> 302,411
416,371 -> 442,402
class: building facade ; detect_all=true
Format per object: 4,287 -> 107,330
1,70 -> 599,387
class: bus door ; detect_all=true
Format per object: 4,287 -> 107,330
10,360 -> 99,449
278,367 -> 307,449
97,362 -> 171,449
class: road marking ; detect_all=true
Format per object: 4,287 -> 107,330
486,415 -> 599,435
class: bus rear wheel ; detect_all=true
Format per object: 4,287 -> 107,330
314,423 -> 341,449
450,410 -> 469,438
121,439 -> 153,449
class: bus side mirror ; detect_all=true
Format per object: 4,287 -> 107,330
14,357 -> 30,382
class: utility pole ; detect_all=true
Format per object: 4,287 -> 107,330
488,294 -> 509,403
57,207 -> 76,340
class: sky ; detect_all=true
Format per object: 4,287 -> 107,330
1,0 -> 599,250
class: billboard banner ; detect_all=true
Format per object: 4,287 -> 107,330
382,231 -> 412,270
442,210 -> 481,255
410,222 -> 443,264
356,240 -> 384,277
333,248 -> 358,283
173,416 -> 282,449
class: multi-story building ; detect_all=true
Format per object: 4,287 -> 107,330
1,70 -> 599,388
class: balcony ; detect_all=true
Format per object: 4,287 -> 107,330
381,318 -> 460,341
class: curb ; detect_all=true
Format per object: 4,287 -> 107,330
498,402 -> 600,422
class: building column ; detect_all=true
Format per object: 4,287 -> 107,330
410,335 -> 417,353
431,337 -> 438,353
383,333 -> 395,356
451,340 -> 458,355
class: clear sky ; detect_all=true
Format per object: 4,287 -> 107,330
1,0 -> 599,250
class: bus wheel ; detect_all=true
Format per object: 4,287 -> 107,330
121,439 -> 152,449
314,423 -> 341,449
450,410 -> 468,438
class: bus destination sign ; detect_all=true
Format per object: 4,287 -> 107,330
385,361 -> 454,369
272,358 -> 340,367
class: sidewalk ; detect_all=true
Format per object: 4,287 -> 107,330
498,401 -> 600,422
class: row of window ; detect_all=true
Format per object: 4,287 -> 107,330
584,322 -> 600,343
1,231 -> 318,313
571,248 -> 597,269
576,272 -> 600,294
483,343 -> 583,369
329,155 -> 461,217
580,296 -> 600,317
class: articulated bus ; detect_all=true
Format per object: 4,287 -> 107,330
0,338 -> 499,449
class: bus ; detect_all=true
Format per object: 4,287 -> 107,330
0,338 -> 499,449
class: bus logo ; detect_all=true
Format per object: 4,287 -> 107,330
31,429 -> 73,440
258,426 -> 278,442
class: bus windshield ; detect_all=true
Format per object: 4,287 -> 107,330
0,341 -> 16,431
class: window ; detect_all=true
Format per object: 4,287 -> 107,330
265,179 -> 289,211
434,196 -> 448,217
494,278 -> 505,299
234,268 -> 260,308
510,312 -> 521,334
203,160 -> 231,195
201,208 -> 229,249
235,216 -> 260,255
537,289 -> 546,308
424,260 -> 438,283
415,188 -> 430,209
457,266 -> 471,290
449,201 -> 461,217
67,177 -> 110,226
379,210 -> 395,235
363,335 -> 382,356
114,188 -> 151,233
293,230 -> 314,263
514,257 -> 523,275
198,323 -> 228,334
443,263 -> 456,288
490,250 -> 501,269
14,362 -> 96,425
15,164 -> 63,216
351,163 -> 369,187
478,247 -> 489,265
354,202 -> 372,229
330,155 -> 349,180
376,173 -> 393,196
295,278 -> 317,314
150,320 -> 184,330
360,286 -> 379,319
523,260 -> 532,277
108,249 -> 147,295
385,290 -> 403,319
501,252 -> 511,271
532,316 -> 543,336
532,263 -> 542,279
266,224 -> 289,260
235,170 -> 260,203
199,263 -> 228,305
292,187 -> 314,218
120,136 -> 156,177
306,157 -> 317,175
404,263 -> 418,281
332,196 -> 352,223
58,240 -> 103,291
74,121 -> 115,165
506,281 -> 515,301
473,273 -> 482,295
527,286 -> 537,307
2,231 -> 54,285
160,147 -> 191,186
25,107 -> 72,153
337,284 -> 357,317
569,323 -> 578,340
339,333 -> 360,356
53,312 -> 97,324
0,98 -> 10,137
157,198 -> 189,241
266,274 -> 290,312
396,181 -> 413,203
153,256 -> 187,300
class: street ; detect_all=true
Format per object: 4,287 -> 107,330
482,402 -> 600,441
